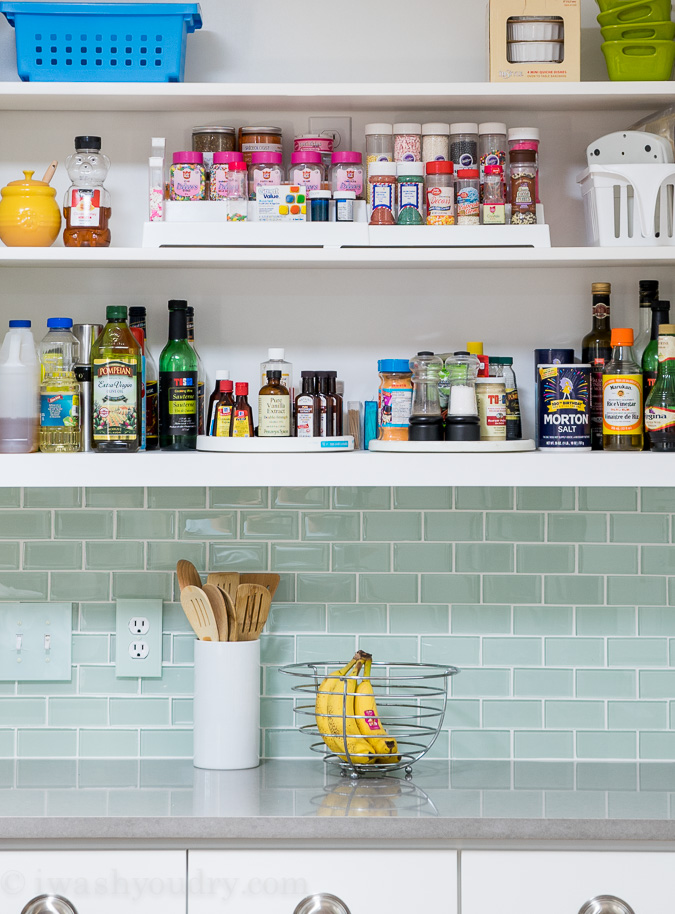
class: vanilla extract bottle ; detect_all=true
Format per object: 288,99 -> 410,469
258,370 -> 291,437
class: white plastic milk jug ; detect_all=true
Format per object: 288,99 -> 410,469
0,320 -> 39,453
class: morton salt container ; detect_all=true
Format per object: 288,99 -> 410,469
536,363 -> 591,450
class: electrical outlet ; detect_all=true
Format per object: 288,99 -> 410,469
0,603 -> 72,681
308,116 -> 352,153
115,599 -> 162,678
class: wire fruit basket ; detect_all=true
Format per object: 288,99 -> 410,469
279,658 -> 458,778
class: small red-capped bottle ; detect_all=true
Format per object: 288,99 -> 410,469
230,382 -> 254,437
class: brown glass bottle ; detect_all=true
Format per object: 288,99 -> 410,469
326,371 -> 343,436
258,370 -> 291,437
230,382 -> 254,437
207,373 -> 235,437
316,372 -> 336,437
294,371 -> 321,437
582,282 -> 612,451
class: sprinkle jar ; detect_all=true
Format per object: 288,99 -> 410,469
330,152 -> 365,199
510,150 -> 537,225
508,127 -> 540,202
456,169 -> 480,225
225,162 -> 248,221
422,123 -> 450,163
396,162 -> 424,226
248,152 -> 283,201
394,123 -> 422,163
210,151 -> 246,201
369,163 -> 397,226
170,151 -> 206,201
366,123 -> 394,206
425,161 -> 455,225
289,151 -> 326,194
450,123 -> 479,172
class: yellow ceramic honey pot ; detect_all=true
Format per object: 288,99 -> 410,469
0,170 -> 61,247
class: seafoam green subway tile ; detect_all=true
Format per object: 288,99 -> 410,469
609,791 -> 668,819
79,729 -> 138,757
296,635 -> 355,662
51,572 -> 109,601
209,543 -> 268,571
452,604 -> 510,634
86,487 -> 144,508
146,541 -> 205,572
516,487 -> 575,511
455,487 -> 513,510
0,573 -> 48,600
452,669 -> 510,698
260,697 -> 294,728
514,669 -> 573,697
515,730 -> 573,759
422,574 -> 479,604
264,728 -> 313,759
639,732 -> 675,759
483,790 -> 543,818
297,573 -> 355,603
639,607 -> 675,635
545,700 -> 605,729
0,543 -> 20,570
332,487 -> 390,509
210,487 -> 267,508
668,579 -> 675,606
109,697 -> 170,725
263,667 -> 294,698
640,670 -> 675,698
393,543 -> 451,573
270,543 -> 329,572
18,674 -> 76,697
578,606 -> 636,636
486,512 -> 544,543
642,545 -> 675,575
426,511 -> 483,542
578,545 -> 638,575
303,511 -> 361,541
112,572 -> 172,600
25,487 -> 82,508
517,544 -> 575,574
141,667 -> 193,695
390,604 -> 449,634
0,731 -> 14,757
147,487 -> 206,508
483,637 -> 541,666
22,540 -> 81,570
327,604 -> 387,633
259,635 -> 295,665
172,698 -> 193,724
172,635 -> 195,663
640,762 -> 675,791
444,699 -> 481,729
80,665 -> 137,694
72,635 -> 109,665
579,487 -> 638,512
359,635 -> 418,662
48,697 -> 107,726
484,574 -> 541,604
545,575 -> 604,605
178,510 -> 236,540
514,761 -> 574,790
393,487 -> 452,509
274,574 -> 295,602
117,510 -> 174,540
0,510 -> 51,539
577,669 -> 636,699
363,511 -> 420,542
163,602 -> 194,633
547,513 -> 606,544
360,573 -> 417,603
85,541 -> 144,571
452,730 -> 510,759
18,729 -> 76,757
0,489 -> 20,507
17,759 -> 76,788
609,700 -> 667,729
608,575 -> 666,606
483,700 -> 542,728
577,731 -> 636,759
641,488 -> 675,512
578,761 -> 637,791
608,637 -> 667,666
456,543 -> 513,573
241,511 -> 297,540
545,637 -> 604,667
141,729 -> 192,757
333,543 -> 390,573
545,790 -> 606,818
611,513 -> 669,544
421,635 -> 479,665
514,606 -> 573,635
55,510 -> 112,540
268,603 -> 325,633
271,487 -> 330,509
77,760 -> 138,788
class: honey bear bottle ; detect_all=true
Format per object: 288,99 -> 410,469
63,136 -> 111,247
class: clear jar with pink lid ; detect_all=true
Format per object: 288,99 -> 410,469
330,152 -> 365,199
248,151 -> 283,200
210,151 -> 246,201
170,151 -> 206,201
288,151 -> 326,194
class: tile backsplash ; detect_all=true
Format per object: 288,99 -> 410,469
0,485 -> 674,766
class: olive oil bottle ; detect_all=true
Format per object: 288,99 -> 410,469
581,282 -> 612,451
91,306 -> 141,453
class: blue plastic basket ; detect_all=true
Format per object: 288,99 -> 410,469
0,2 -> 202,82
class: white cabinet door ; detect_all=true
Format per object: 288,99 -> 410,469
188,849 -> 456,914
0,850 -> 186,914
462,851 -> 674,914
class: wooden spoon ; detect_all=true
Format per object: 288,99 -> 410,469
235,584 -> 272,642
176,559 -> 202,591
221,588 -> 239,642
206,571 -> 240,602
202,583 -> 229,642
180,585 -> 219,641
240,573 -> 281,600
41,160 -> 58,184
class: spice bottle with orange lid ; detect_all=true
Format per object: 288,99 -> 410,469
603,328 -> 643,452
377,359 -> 413,441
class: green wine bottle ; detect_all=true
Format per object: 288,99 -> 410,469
159,300 -> 198,450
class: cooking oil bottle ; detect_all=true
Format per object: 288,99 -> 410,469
602,327 -> 643,452
38,317 -> 81,453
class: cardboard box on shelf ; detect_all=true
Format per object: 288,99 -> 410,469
256,185 -> 307,222
488,0 -> 580,83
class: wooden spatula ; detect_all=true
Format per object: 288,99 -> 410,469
240,573 -> 281,600
202,583 -> 229,642
221,588 -> 238,642
235,584 -> 272,641
177,559 -> 202,591
180,585 -> 219,641
206,572 -> 240,602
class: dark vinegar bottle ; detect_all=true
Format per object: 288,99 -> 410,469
581,281 -> 612,451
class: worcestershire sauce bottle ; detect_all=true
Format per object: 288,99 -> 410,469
159,300 -> 198,450
582,282 -> 612,450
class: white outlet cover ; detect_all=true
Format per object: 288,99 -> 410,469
308,116 -> 352,153
116,599 -> 162,678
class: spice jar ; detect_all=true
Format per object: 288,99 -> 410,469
289,151 -> 326,194
170,151 -> 206,201
426,161 -> 455,226
509,127 -> 540,202
225,162 -> 248,221
444,351 -> 480,441
450,123 -> 479,171
366,123 -> 394,206
377,359 -> 413,441
456,169 -> 480,225
294,133 -> 334,168
510,149 -> 537,225
394,123 -> 422,163
479,122 -> 507,201
369,163 -> 397,226
475,378 -> 507,441
192,126 -> 236,174
308,189 -> 331,222
210,151 -> 246,201
330,152 -> 365,199
482,165 -> 506,225
248,152 -> 283,200
422,123 -> 450,163
334,190 -> 355,222
397,162 -> 424,226
239,126 -> 283,165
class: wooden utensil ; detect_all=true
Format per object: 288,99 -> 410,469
235,583 -> 272,641
240,573 -> 281,599
41,160 -> 58,184
177,559 -> 202,591
206,571 -> 240,601
180,585 -> 219,642
222,588 -> 238,642
202,583 -> 230,642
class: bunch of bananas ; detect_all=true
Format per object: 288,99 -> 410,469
315,651 -> 400,766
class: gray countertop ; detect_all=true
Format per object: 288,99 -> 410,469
1,759 -> 675,843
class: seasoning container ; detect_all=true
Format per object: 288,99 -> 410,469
289,151 -> 326,194
422,123 -> 450,163
366,123 -> 394,206
479,123 -> 507,201
207,372 -> 234,437
248,152 -> 283,201
444,351 -> 480,441
482,165 -> 506,224
330,152 -> 365,199
170,151 -> 206,201
294,133 -> 334,168
209,151 -> 245,201
369,163 -> 397,225
450,123 -> 479,171
467,341 -> 489,377
295,371 -> 321,437
456,169 -> 480,225
426,162 -> 455,225
335,190 -> 355,222
489,356 -> 521,439
231,382 -> 254,437
149,156 -> 164,222
510,149 -> 537,225
308,190 -> 331,222
408,351 -> 444,441
397,162 -> 424,225
508,128 -> 540,202
192,126 -> 236,175
225,162 -> 248,221
394,123 -> 422,163
239,127 -> 283,166
475,377 -> 507,441
537,364 -> 591,451
377,359 -> 413,440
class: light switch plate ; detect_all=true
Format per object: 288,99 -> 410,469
115,598 -> 163,678
0,603 -> 72,681
308,116 -> 352,154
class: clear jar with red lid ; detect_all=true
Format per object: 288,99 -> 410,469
210,151 -> 246,201
425,161 -> 455,225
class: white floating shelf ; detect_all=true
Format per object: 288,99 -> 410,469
369,439 -> 536,453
